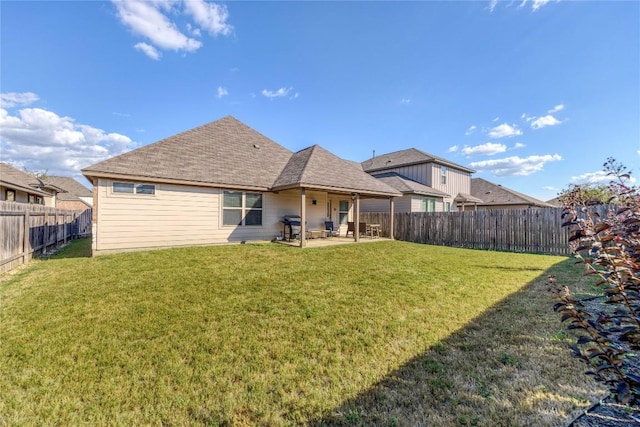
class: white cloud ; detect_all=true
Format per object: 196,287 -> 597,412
548,104 -> 564,114
530,114 -> 562,129
492,116 -> 500,122
217,86 -> 228,98
465,125 -> 477,136
183,0 -> 232,36
112,0 -> 232,59
519,0 -> 556,11
134,42 -> 161,60
513,142 -> 526,149
542,185 -> 558,191
469,154 -> 562,176
487,123 -> 523,139
448,145 -> 459,153
570,170 -> 636,185
0,105 -> 135,181
400,98 -> 411,104
461,142 -> 507,157
261,87 -> 293,99
290,92 -> 300,100
488,0 -> 498,12
0,92 -> 39,108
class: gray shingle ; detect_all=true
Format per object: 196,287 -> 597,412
273,145 -> 401,196
0,163 -> 51,196
470,178 -> 554,207
46,176 -> 92,201
82,116 -> 293,190
362,148 -> 475,173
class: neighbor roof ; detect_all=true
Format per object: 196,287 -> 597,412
82,116 -> 401,197
470,178 -> 554,207
0,163 -> 54,196
82,116 -> 294,190
46,176 -> 92,201
371,172 -> 449,197
361,148 -> 475,174
272,145 -> 400,196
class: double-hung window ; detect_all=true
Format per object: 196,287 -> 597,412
223,191 -> 263,226
338,200 -> 349,225
440,166 -> 447,185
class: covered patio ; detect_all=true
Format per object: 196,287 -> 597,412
271,145 -> 402,248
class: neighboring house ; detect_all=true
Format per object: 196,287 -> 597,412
462,177 -> 555,210
45,176 -> 93,211
82,116 -> 401,255
0,162 -> 64,206
360,148 -> 476,212
360,172 -> 450,213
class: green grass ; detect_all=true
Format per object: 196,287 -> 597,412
0,239 -> 604,426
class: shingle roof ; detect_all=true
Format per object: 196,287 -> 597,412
470,178 -> 554,207
371,172 -> 449,197
361,148 -> 475,173
454,192 -> 484,204
83,117 -> 401,197
82,116 -> 294,190
272,145 -> 401,196
0,163 -> 51,196
46,176 -> 92,201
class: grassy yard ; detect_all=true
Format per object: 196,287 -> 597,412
0,239 -> 604,426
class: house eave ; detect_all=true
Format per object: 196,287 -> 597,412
81,171 -> 271,192
0,181 -> 51,196
271,182 -> 401,198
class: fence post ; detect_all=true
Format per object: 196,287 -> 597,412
22,210 -> 29,264
54,211 -> 59,248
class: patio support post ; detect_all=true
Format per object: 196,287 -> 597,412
389,197 -> 394,240
300,188 -> 306,248
354,193 -> 360,242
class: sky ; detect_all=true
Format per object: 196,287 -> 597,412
1,0 -> 638,200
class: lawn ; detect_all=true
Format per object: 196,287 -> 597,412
0,239 -> 604,426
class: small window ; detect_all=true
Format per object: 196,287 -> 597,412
113,182 -> 134,193
223,191 -> 262,226
445,202 -> 451,212
5,190 -> 15,202
441,166 -> 447,185
135,184 -> 155,195
421,197 -> 436,212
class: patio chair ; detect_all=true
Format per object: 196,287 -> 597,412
359,222 -> 368,237
346,221 -> 355,238
325,221 -> 339,238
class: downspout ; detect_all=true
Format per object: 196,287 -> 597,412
354,193 -> 360,242
389,197 -> 394,240
300,188 -> 306,248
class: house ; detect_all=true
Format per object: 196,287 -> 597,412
0,162 -> 63,206
44,176 -> 93,211
81,116 -> 401,255
359,172 -> 450,213
460,177 -> 555,210
360,148 -> 476,212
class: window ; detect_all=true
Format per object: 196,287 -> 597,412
113,182 -> 155,195
5,190 -> 15,202
339,200 -> 349,225
445,202 -> 451,212
223,191 -> 262,226
421,197 -> 436,212
441,166 -> 447,185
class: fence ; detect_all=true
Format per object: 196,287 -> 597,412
360,207 -> 596,256
0,201 -> 92,274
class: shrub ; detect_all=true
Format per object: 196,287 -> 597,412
548,158 -> 640,405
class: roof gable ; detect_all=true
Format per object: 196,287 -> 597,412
82,116 -> 293,190
361,148 -> 475,173
470,178 -> 554,207
372,172 -> 449,197
46,176 -> 92,201
273,145 -> 401,196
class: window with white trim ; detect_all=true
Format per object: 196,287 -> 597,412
223,191 -> 263,226
112,182 -> 155,195
440,166 -> 447,185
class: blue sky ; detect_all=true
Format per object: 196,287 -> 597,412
1,0 -> 638,200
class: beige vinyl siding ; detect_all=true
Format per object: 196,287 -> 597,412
93,181 -> 356,254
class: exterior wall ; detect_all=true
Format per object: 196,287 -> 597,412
0,184 -> 48,205
92,179 -> 361,255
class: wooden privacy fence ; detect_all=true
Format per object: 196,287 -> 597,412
360,207 -> 589,256
0,201 -> 92,274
